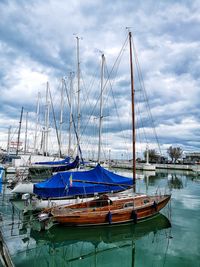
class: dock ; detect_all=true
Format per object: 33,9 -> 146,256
0,231 -> 14,267
110,162 -> 196,172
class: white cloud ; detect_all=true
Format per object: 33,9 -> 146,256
0,0 -> 200,157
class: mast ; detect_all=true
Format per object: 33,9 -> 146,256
68,72 -> 74,156
97,53 -> 105,164
34,92 -> 40,154
24,112 -> 28,154
146,145 -> 149,164
129,31 -> 136,191
76,36 -> 81,157
16,107 -> 23,156
46,82 -> 50,155
43,82 -> 50,156
7,126 -> 11,155
59,79 -> 64,153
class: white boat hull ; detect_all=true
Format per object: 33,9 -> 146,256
11,182 -> 34,194
142,163 -> 156,171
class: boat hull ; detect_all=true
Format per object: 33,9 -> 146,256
51,195 -> 170,226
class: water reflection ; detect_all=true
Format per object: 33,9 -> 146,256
11,213 -> 171,267
0,185 -> 172,267
139,170 -> 190,195
167,174 -> 184,189
1,169 -> 199,267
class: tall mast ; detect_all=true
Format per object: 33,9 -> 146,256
24,112 -> 28,154
129,31 -> 136,191
59,79 -> 64,153
34,92 -> 40,154
16,106 -> 23,156
44,82 -> 50,155
97,53 -> 105,164
76,36 -> 81,157
68,72 -> 74,156
146,145 -> 149,164
7,126 -> 11,155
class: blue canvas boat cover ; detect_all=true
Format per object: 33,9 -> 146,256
34,156 -> 70,165
33,164 -> 133,198
51,156 -> 79,172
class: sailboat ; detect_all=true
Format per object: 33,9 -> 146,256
42,193 -> 169,226
38,32 -> 170,227
28,155 -> 79,179
11,42 -> 135,212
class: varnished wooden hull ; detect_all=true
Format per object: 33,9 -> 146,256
51,195 -> 171,226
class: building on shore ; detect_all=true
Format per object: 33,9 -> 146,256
183,152 -> 200,164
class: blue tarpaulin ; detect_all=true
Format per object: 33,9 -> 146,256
33,164 -> 133,198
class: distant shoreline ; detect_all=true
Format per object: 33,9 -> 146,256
110,162 -> 200,172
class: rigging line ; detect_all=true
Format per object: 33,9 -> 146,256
136,94 -> 149,145
63,79 -> 84,164
79,65 -> 104,134
60,36 -> 128,155
80,61 -> 101,108
65,75 -> 76,132
10,126 -> 19,144
66,74 -> 77,116
103,56 -> 121,101
79,70 -> 100,127
80,73 -> 92,109
65,75 -> 82,156
106,59 -> 128,142
79,35 -> 129,141
102,35 -> 129,95
101,146 -> 108,161
132,42 -> 162,155
135,70 -> 154,146
49,80 -> 64,125
134,60 -> 151,133
49,87 -> 62,158
104,60 -> 131,153
135,103 -> 146,157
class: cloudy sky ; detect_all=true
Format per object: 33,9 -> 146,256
0,0 -> 200,160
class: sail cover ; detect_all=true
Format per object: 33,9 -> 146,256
33,164 -> 133,198
51,156 -> 79,172
34,156 -> 70,165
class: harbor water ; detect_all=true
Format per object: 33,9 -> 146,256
0,169 -> 199,267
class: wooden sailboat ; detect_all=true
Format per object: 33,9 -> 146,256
39,32 -> 170,227
49,194 -> 170,226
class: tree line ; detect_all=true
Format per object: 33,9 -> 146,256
143,146 -> 183,163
